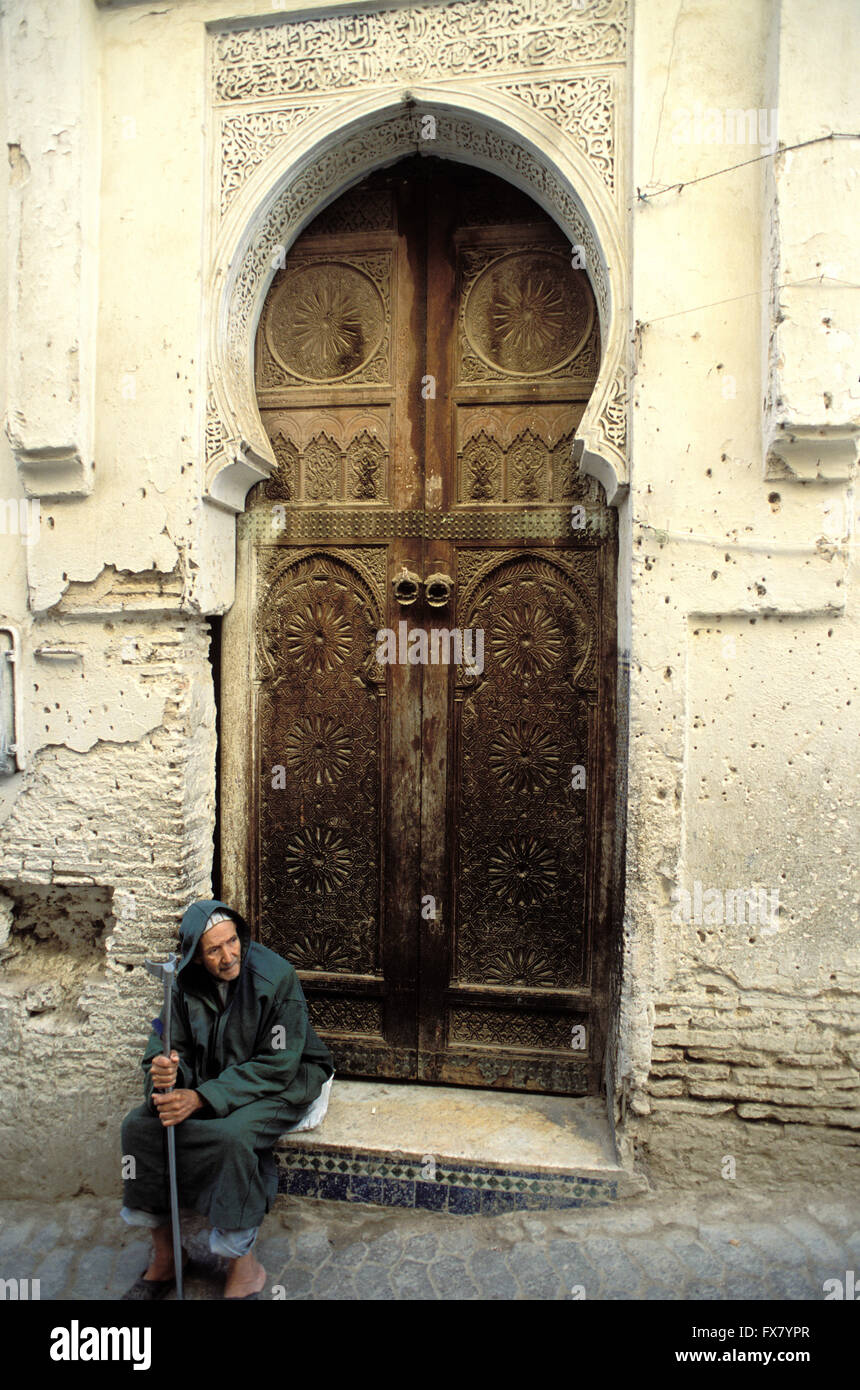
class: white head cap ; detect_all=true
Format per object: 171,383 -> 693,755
202,908 -> 233,936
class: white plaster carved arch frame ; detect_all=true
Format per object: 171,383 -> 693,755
205,91 -> 629,514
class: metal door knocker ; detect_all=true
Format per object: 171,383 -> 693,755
424,572 -> 454,608
392,567 -> 421,606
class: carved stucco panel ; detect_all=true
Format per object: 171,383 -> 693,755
217,74 -> 618,222
598,366 -> 628,453
211,0 -> 627,102
220,107 -> 328,216
497,76 -> 616,196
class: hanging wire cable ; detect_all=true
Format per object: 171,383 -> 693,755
636,133 -> 860,202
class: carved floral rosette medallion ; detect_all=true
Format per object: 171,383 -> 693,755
463,249 -> 595,378
254,549 -> 385,970
454,552 -> 598,989
459,246 -> 598,384
262,258 -> 389,386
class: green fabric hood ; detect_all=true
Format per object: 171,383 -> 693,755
176,898 -> 250,997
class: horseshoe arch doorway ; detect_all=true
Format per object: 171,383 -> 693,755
220,155 -> 618,1096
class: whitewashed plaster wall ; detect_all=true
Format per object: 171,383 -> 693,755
0,0 -> 219,1194
0,0 -> 855,1196
624,0 -> 858,1186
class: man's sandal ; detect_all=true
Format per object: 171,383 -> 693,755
121,1271 -> 176,1301
120,1257 -> 191,1301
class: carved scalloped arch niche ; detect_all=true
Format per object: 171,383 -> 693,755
205,0 -> 630,516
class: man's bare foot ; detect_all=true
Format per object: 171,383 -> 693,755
143,1223 -> 180,1281
224,1251 -> 266,1298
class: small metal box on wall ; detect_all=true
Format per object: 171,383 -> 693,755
0,627 -> 22,774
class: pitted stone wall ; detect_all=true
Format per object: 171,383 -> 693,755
0,617 -> 215,1197
620,0 -> 859,1187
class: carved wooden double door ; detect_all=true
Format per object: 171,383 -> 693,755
222,158 -> 617,1095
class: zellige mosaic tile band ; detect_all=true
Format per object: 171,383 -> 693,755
275,1143 -> 617,1214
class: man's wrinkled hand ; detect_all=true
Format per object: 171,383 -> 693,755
150,1050 -> 180,1089
152,1088 -> 204,1127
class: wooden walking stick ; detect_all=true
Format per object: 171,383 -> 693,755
144,953 -> 184,1301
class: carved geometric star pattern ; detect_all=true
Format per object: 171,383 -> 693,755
486,835 -> 557,906
287,928 -> 355,971
488,720 -> 561,796
282,826 -> 352,895
490,603 -> 563,679
492,274 -> 564,359
284,715 -> 352,787
292,282 -> 363,377
285,600 -> 351,674
483,945 -> 558,987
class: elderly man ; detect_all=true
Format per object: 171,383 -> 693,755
120,898 -> 334,1299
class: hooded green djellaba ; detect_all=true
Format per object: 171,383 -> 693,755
121,899 -> 334,1231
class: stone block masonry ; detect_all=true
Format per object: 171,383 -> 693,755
633,986 -> 860,1189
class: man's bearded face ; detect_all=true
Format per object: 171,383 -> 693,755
196,922 -> 241,981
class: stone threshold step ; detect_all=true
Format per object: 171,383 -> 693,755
275,1080 -> 647,1215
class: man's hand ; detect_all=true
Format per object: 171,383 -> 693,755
150,1050 -> 180,1089
152,1088 -> 204,1127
